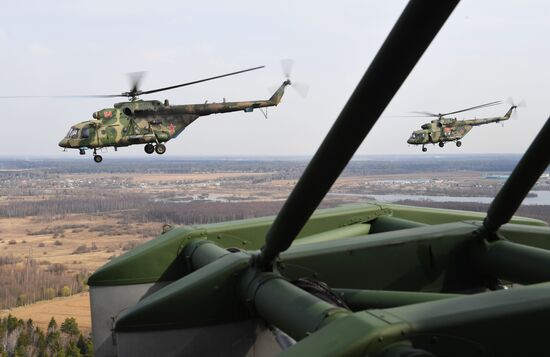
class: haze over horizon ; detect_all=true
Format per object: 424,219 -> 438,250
0,1 -> 548,158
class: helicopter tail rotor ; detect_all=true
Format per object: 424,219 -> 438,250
506,97 -> 526,108
506,97 -> 526,120
280,59 -> 309,98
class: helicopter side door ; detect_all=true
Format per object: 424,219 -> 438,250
80,125 -> 102,148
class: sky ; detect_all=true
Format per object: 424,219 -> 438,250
0,1 -> 548,159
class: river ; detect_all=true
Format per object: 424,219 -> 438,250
328,191 -> 550,206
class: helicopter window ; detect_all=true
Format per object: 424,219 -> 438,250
66,128 -> 80,139
81,127 -> 90,139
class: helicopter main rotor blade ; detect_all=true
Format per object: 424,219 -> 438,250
139,65 -> 265,95
441,100 -> 502,116
410,111 -> 440,117
258,0 -> 460,269
386,115 -> 437,118
128,71 -> 146,95
482,115 -> 550,236
1,66 -> 265,99
0,94 -> 124,99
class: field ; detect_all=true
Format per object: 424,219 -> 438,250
0,293 -> 91,334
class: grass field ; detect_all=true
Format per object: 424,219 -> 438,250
0,215 -> 161,273
0,292 -> 91,334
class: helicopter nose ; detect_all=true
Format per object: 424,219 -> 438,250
58,139 -> 68,148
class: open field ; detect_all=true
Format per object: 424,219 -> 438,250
0,292 -> 91,334
0,216 -> 161,273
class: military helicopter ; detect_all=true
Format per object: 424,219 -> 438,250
55,66 -> 294,162
406,101 -> 519,152
88,1 -> 550,356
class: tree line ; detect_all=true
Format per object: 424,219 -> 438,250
0,315 -> 92,357
0,194 -> 287,225
0,256 -> 87,310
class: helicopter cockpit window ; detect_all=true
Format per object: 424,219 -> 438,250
66,128 -> 80,139
81,127 -> 90,139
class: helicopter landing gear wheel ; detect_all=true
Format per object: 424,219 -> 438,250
144,143 -> 154,154
438,142 -> 444,148
456,141 -> 462,147
155,144 -> 166,155
422,146 -> 427,152
93,155 -> 103,163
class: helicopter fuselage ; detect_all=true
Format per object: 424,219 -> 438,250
407,106 -> 516,150
407,120 -> 473,145
58,104 -> 193,150
58,81 -> 290,160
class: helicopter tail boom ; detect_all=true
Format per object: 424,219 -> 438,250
503,105 -> 517,119
460,106 -> 517,126
268,80 -> 291,105
141,80 -> 292,117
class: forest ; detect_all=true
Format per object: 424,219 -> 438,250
0,256 -> 87,310
0,315 -> 92,357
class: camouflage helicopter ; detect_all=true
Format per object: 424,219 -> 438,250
56,66 -> 293,163
406,101 -> 519,152
87,1 -> 550,356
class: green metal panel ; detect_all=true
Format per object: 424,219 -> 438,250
386,203 -> 546,226
335,289 -> 460,310
497,222 -> 550,249
88,203 -> 546,287
280,222 -> 483,292
292,223 -> 371,246
89,204 -> 390,286
88,225 -> 198,286
370,215 -> 427,233
115,249 -> 251,331
280,311 -> 409,357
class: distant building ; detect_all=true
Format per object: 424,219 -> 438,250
483,174 -> 510,180
483,172 -> 550,180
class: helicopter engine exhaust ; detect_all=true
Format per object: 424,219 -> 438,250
123,107 -> 133,116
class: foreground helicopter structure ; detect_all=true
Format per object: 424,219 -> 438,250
56,66 -> 291,162
406,101 -> 518,152
88,1 -> 550,356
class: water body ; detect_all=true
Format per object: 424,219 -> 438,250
329,191 -> 550,206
